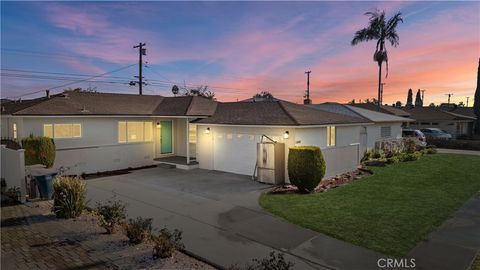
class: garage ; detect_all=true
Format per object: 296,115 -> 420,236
213,132 -> 258,175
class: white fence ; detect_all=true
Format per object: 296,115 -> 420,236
1,145 -> 26,202
322,143 -> 361,178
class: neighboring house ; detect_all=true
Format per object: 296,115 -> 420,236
349,102 -> 411,118
1,91 -> 216,175
308,103 -> 413,149
402,107 -> 476,139
1,91 -> 372,181
194,100 -> 371,179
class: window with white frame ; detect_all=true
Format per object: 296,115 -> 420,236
327,126 -> 336,147
43,123 -> 81,139
13,123 -> 17,139
380,126 -> 391,138
118,121 -> 152,143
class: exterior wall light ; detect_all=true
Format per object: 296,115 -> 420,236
283,131 -> 289,139
205,127 -> 210,134
156,122 -> 161,128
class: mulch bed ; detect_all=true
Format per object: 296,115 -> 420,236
27,202 -> 216,269
270,167 -> 373,194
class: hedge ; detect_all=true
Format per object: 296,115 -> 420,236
21,135 -> 56,168
288,146 -> 326,193
427,137 -> 480,151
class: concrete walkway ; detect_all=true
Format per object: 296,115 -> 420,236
86,167 -> 384,270
409,193 -> 480,270
437,148 -> 480,156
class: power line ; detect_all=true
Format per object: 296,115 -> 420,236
0,68 -> 133,80
4,64 -> 137,99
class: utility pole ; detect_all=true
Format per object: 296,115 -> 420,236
304,70 -> 311,104
466,97 -> 470,107
446,93 -> 453,104
133,42 -> 146,95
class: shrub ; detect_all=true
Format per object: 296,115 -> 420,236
124,217 -> 152,244
403,138 -> 416,154
52,176 -> 86,219
22,135 -> 56,168
425,148 -> 437,154
152,228 -> 184,259
5,186 -> 21,203
372,149 -> 384,159
362,149 -> 374,161
229,251 -> 294,270
386,156 -> 400,164
95,196 -> 126,234
288,146 -> 326,193
427,137 -> 480,151
400,152 -> 420,162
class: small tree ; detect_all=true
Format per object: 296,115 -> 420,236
171,85 -> 179,96
406,88 -> 413,108
182,86 -> 215,100
474,58 -> 480,134
288,146 -> 326,193
415,89 -> 423,107
254,91 -> 274,100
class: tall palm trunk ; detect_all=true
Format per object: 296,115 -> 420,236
377,61 -> 382,110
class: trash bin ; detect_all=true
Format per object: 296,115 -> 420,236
34,172 -> 58,200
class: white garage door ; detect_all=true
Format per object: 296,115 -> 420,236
213,133 -> 258,175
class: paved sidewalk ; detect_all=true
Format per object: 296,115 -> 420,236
409,192 -> 480,270
438,148 -> 480,156
1,202 -> 110,270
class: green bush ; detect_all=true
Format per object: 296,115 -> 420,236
386,156 -> 400,164
404,138 -> 416,154
288,146 -> 326,193
96,196 -> 126,234
53,176 -> 86,219
152,228 -> 184,259
372,149 -> 384,159
362,149 -> 374,161
399,152 -> 421,162
425,148 -> 437,154
124,217 -> 152,244
22,135 -> 56,168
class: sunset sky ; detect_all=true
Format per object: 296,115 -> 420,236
1,1 -> 479,105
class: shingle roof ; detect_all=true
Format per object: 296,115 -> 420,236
3,91 -> 217,117
195,100 -> 368,126
404,107 -> 476,121
308,103 -> 412,123
350,103 -> 411,117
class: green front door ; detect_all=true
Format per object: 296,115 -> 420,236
160,120 -> 173,154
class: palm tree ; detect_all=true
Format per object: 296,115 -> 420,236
351,9 -> 403,109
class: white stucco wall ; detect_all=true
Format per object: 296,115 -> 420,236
364,122 -> 403,149
19,117 -> 159,175
196,124 -> 363,181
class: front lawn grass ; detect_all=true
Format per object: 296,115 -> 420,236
260,154 -> 480,256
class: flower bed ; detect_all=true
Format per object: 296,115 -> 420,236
270,168 -> 372,194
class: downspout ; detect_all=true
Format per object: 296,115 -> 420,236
186,118 -> 190,165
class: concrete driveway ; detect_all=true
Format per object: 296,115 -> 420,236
86,166 -> 383,270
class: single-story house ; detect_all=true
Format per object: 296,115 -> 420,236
1,91 -> 216,175
308,103 -> 414,149
2,91 -> 380,182
402,107 -> 476,139
349,102 -> 411,118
